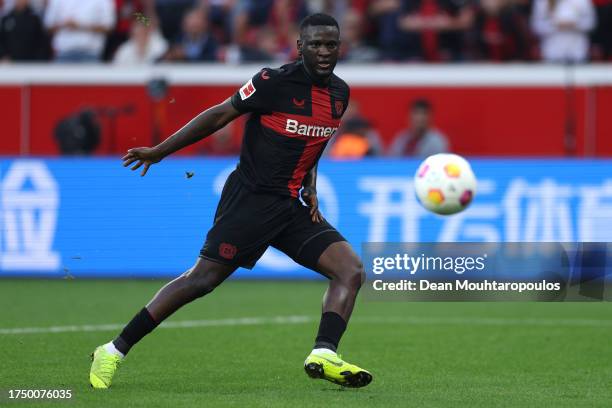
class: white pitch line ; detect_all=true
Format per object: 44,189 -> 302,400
1,315 -> 612,336
355,316 -> 612,328
0,315 -> 314,335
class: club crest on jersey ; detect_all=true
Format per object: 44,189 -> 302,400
335,101 -> 344,116
239,79 -> 256,100
285,119 -> 337,138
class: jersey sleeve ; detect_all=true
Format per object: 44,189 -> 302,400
230,69 -> 276,114
333,79 -> 350,119
342,86 -> 350,117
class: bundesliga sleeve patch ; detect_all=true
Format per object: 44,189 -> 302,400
239,79 -> 256,100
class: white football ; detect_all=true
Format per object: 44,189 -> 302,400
414,153 -> 477,215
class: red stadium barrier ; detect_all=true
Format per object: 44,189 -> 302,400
1,64 -> 611,156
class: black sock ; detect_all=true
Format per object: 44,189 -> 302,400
112,307 -> 158,355
314,311 -> 347,352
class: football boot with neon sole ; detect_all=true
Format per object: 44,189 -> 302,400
304,350 -> 372,388
89,346 -> 122,389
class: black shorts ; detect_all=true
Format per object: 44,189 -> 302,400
200,170 -> 346,271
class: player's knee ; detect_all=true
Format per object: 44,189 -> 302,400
337,260 -> 364,292
351,260 -> 365,290
181,268 -> 221,298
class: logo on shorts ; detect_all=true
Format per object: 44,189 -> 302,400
335,101 -> 344,116
219,243 -> 237,260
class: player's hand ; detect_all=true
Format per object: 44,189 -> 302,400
301,187 -> 322,223
122,147 -> 163,177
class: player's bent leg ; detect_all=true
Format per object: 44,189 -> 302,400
89,258 -> 236,389
146,257 -> 237,322
315,241 -> 365,321
304,241 -> 371,388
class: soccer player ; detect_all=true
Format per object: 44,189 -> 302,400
89,13 -> 372,389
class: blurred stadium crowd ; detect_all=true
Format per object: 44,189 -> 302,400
0,0 -> 610,65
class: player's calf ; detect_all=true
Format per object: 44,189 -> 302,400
146,258 -> 236,322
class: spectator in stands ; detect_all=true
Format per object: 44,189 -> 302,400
330,117 -> 378,159
306,0 -> 349,23
154,0 -> 196,42
340,8 -> 380,62
0,0 -> 50,61
468,0 -> 533,60
1,0 -> 45,16
397,0 -> 475,61
232,0 -> 273,46
231,0 -> 307,62
267,0 -> 308,54
367,0 -> 408,60
339,100 -> 384,155
102,0 -> 155,61
388,99 -> 449,157
44,0 -> 116,62
205,0 -> 233,45
590,0 -> 612,60
113,19 -> 167,64
531,0 -> 596,62
229,26 -> 283,62
163,7 -> 218,62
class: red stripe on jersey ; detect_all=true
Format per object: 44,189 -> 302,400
287,86 -> 332,197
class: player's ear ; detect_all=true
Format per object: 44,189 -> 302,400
296,39 -> 303,57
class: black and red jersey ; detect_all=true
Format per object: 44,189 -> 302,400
230,61 -> 350,198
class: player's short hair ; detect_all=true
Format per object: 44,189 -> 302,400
411,98 -> 432,112
299,13 -> 339,34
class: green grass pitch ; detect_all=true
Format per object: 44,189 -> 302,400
2,279 -> 612,407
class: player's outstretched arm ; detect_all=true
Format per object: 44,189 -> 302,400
122,98 -> 242,176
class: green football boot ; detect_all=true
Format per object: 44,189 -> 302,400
304,350 -> 372,388
89,346 -> 122,389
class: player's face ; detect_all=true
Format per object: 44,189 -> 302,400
298,25 -> 341,80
